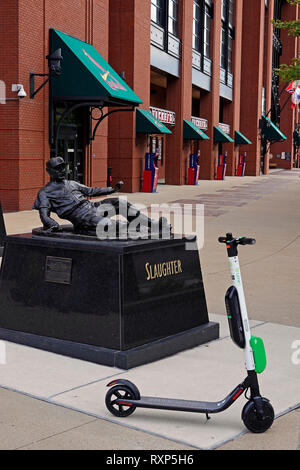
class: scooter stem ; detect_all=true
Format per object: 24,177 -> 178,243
220,233 -> 256,372
228,254 -> 255,371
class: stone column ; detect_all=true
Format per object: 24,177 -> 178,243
165,0 -> 194,185
271,1 -> 298,169
222,0 -> 243,176
240,0 -> 266,176
108,0 -> 150,192
199,0 -> 222,180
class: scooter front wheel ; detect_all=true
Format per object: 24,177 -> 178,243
105,385 -> 137,418
242,398 -> 274,433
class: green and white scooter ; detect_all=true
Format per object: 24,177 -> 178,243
106,233 -> 274,433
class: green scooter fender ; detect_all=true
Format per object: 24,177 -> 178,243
250,336 -> 267,374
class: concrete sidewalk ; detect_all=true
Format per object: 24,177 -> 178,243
0,169 -> 299,450
0,388 -> 298,450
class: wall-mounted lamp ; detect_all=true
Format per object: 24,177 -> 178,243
30,48 -> 63,99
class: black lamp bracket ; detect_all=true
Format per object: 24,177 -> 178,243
29,73 -> 50,99
30,48 -> 63,99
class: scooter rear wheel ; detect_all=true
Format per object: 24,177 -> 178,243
242,398 -> 274,433
105,385 -> 137,418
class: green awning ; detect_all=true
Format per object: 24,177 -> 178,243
214,126 -> 234,143
136,109 -> 172,134
235,131 -> 252,145
50,29 -> 142,106
260,116 -> 287,142
183,121 -> 210,140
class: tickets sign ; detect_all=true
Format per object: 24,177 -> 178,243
150,107 -> 176,126
191,117 -> 208,131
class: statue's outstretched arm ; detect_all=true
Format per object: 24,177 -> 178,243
39,208 -> 60,232
86,186 -> 115,197
79,181 -> 124,197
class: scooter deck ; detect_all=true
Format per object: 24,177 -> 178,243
117,396 -> 229,414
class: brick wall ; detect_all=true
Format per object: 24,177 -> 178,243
0,0 -> 299,212
240,0 -> 266,176
0,0 -> 109,211
0,0 -> 19,210
108,0 -> 150,193
271,1 -> 298,169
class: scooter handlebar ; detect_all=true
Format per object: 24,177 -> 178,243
218,235 -> 256,245
239,237 -> 256,245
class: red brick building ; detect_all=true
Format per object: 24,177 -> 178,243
0,0 -> 298,211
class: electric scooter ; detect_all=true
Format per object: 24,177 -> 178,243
105,233 -> 274,433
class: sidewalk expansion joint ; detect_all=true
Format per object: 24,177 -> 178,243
14,417 -> 100,450
47,371 -> 128,400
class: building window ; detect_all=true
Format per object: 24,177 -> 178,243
273,0 -> 282,69
151,0 -> 166,27
271,0 -> 283,128
192,0 -> 212,74
203,3 -> 211,58
193,1 -> 201,52
151,0 -> 179,37
168,0 -> 179,36
151,0 -> 181,59
228,0 -> 234,26
220,0 -> 234,86
193,1 -> 212,57
221,0 -> 227,20
228,32 -> 233,73
220,26 -> 227,69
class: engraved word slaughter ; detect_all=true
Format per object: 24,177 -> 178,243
145,259 -> 183,281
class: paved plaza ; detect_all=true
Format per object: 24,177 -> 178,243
0,169 -> 299,450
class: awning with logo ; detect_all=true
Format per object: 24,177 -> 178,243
260,116 -> 287,142
50,29 -> 142,106
136,109 -> 172,134
183,120 -> 210,140
213,126 -> 234,143
234,131 -> 252,145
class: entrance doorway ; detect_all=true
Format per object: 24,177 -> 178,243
57,126 -> 84,183
54,103 -> 86,184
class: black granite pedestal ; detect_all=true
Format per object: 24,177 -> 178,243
0,231 -> 219,369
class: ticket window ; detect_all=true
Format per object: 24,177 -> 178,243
150,135 -> 165,180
